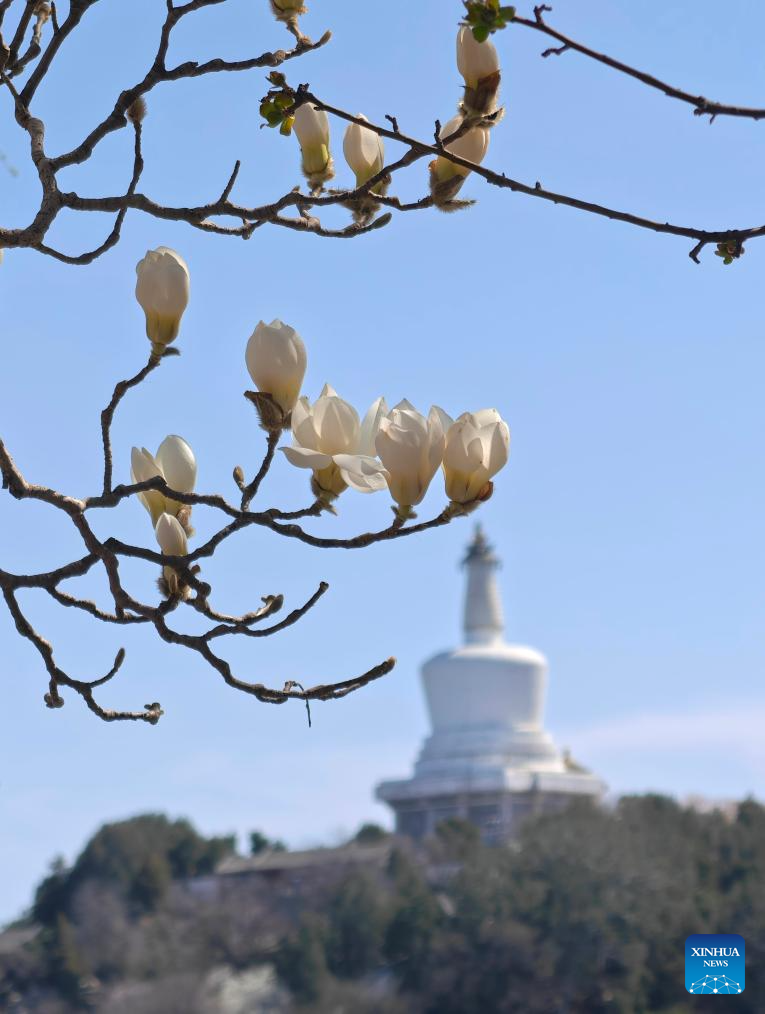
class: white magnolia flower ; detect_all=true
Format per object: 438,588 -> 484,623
155,512 -> 189,598
432,115 -> 490,183
245,319 -> 307,415
271,0 -> 305,14
441,408 -> 510,503
131,435 -> 197,525
374,400 -> 447,509
293,102 -> 333,182
456,26 -> 500,88
155,512 -> 188,557
343,115 -> 385,188
135,247 -> 190,355
281,385 -> 387,498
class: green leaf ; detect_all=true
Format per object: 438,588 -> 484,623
472,24 -> 490,42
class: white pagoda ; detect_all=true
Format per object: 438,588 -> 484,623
376,527 -> 605,842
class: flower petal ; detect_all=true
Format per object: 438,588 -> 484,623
281,446 -> 333,470
334,453 -> 389,493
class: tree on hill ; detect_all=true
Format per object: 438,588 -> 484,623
33,814 -> 235,926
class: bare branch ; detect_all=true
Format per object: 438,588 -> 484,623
188,593 -> 285,626
241,429 -> 280,510
2,585 -> 160,722
516,9 -> 765,122
203,582 -> 328,641
37,119 -> 145,264
100,355 -> 162,495
49,12 -> 330,173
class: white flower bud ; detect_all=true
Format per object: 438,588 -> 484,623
271,0 -> 306,20
155,435 -> 197,495
343,115 -> 385,188
374,401 -> 447,509
281,385 -> 388,499
457,26 -> 500,87
155,512 -> 188,557
457,27 -> 501,117
135,247 -> 190,356
245,319 -> 307,415
131,436 -> 196,525
441,408 -> 510,504
433,115 -> 490,183
155,512 -> 189,599
130,447 -> 166,526
293,103 -> 333,183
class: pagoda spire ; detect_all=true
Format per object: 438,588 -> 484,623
462,525 -> 504,645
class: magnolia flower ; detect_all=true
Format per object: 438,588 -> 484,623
271,0 -> 306,17
155,512 -> 189,598
131,435 -> 197,526
441,408 -> 510,504
293,102 -> 333,184
374,401 -> 447,512
135,247 -> 190,356
433,115 -> 490,182
281,385 -> 387,499
430,115 -> 490,207
457,26 -> 501,115
155,512 -> 188,556
343,116 -> 386,189
245,319 -> 307,418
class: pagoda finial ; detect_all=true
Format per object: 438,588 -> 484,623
462,527 -> 503,643
463,524 -> 498,566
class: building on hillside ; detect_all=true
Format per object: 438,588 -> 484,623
211,841 -> 394,894
376,527 -> 605,843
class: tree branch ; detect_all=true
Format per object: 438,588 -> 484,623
100,355 -> 162,495
516,7 -> 765,122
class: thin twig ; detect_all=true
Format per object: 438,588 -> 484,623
515,11 -> 765,121
100,355 -> 161,495
241,430 -> 280,510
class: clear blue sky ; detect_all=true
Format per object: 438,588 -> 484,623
1,0 -> 764,923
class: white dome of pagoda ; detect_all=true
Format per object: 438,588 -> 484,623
376,527 -> 604,840
417,527 -> 564,781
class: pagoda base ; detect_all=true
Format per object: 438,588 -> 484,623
376,769 -> 604,843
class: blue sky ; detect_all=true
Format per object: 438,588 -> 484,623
1,0 -> 764,922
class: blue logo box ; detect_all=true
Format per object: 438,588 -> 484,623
686,934 -> 745,994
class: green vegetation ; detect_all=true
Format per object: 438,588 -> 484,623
2,797 -> 763,1012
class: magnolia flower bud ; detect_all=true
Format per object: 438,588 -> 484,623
281,385 -> 387,501
245,319 -> 307,421
155,512 -> 189,599
131,436 -> 197,527
270,0 -> 306,21
430,115 -> 490,207
156,434 -> 197,512
293,103 -> 334,185
441,408 -> 510,504
135,247 -> 190,357
375,401 -> 447,512
456,26 -> 501,116
155,512 -> 188,556
130,447 -> 166,526
343,116 -> 386,189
